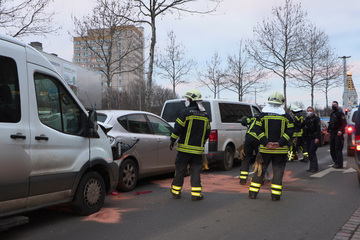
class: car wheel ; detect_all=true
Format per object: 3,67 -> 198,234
117,158 -> 138,192
71,171 -> 106,216
218,146 -> 234,171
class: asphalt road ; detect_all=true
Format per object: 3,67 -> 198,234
1,143 -> 359,240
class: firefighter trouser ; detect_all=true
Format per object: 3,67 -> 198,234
171,152 -> 203,197
330,132 -> 344,167
249,153 -> 287,198
305,136 -> 319,170
240,135 -> 259,181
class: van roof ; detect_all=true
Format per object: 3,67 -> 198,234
0,34 -> 27,47
164,98 -> 257,106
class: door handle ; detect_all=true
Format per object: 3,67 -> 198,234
157,138 -> 162,143
10,134 -> 26,140
35,135 -> 49,141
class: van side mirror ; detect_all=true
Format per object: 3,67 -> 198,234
86,110 -> 99,138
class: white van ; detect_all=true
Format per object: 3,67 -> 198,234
0,34 -> 118,222
161,99 -> 261,170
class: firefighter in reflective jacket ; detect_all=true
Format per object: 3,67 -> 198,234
249,92 -> 294,201
239,116 -> 260,185
288,105 -> 308,161
169,89 -> 211,201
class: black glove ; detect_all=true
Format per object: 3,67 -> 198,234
169,140 -> 175,151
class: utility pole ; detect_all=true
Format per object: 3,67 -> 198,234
338,56 -> 351,110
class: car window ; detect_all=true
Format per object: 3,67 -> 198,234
118,116 -> 128,131
252,106 -> 261,116
219,103 -> 252,123
0,56 -> 21,123
147,115 -> 172,136
162,101 -> 212,122
34,73 -> 82,134
127,114 -> 151,134
97,113 -> 107,123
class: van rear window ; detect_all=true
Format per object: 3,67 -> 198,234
219,103 -> 251,123
162,101 -> 212,122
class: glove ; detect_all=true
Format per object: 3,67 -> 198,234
253,162 -> 263,177
169,140 -> 175,151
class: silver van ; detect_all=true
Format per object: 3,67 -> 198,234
0,34 -> 118,221
161,99 -> 261,170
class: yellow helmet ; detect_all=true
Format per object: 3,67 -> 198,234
184,89 -> 202,101
290,104 -> 302,112
268,92 -> 285,105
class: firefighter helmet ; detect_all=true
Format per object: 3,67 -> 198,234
184,89 -> 202,101
290,104 -> 302,112
268,92 -> 285,105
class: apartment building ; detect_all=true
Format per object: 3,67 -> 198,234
73,25 -> 144,103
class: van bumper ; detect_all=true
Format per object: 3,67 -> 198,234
206,151 -> 224,162
108,162 -> 119,193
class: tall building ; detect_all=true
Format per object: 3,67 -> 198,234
73,25 -> 144,104
343,71 -> 358,110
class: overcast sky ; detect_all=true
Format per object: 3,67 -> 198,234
14,0 -> 360,109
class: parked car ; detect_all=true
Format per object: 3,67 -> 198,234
161,99 -> 261,171
0,34 -> 118,223
353,108 -> 360,184
320,120 -> 330,146
347,108 -> 358,156
97,110 -> 177,191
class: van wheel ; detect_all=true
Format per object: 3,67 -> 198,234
117,159 -> 138,192
218,146 -> 234,171
71,171 -> 106,216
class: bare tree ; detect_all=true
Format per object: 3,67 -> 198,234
71,0 -> 144,109
155,30 -> 196,95
198,52 -> 226,99
225,40 -> 268,102
290,24 -> 333,107
317,48 -> 343,115
0,0 -> 61,38
247,0 -> 308,109
102,0 -> 220,111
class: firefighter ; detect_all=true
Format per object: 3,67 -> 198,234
249,92 -> 294,201
169,89 -> 211,201
239,115 -> 260,185
288,105 -> 308,162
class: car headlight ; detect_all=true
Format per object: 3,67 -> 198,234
107,135 -> 116,147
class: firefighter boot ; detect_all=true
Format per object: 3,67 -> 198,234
191,195 -> 204,201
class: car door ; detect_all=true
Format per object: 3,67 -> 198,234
27,69 -> 89,204
125,114 -> 158,174
146,114 -> 176,170
0,47 -> 31,214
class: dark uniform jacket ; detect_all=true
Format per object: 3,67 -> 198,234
240,116 -> 260,140
301,115 -> 321,139
254,112 -> 294,154
170,104 -> 211,155
292,113 -> 303,138
328,109 -> 347,134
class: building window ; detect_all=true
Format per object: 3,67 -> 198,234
75,47 -> 80,51
119,80 -> 122,85
75,59 -> 81,63
119,87 -> 122,91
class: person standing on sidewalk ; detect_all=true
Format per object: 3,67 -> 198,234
301,107 -> 321,173
169,89 -> 210,201
328,101 -> 347,169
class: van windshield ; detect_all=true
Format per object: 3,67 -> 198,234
162,101 -> 212,122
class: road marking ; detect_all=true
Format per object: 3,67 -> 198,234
311,161 -> 356,178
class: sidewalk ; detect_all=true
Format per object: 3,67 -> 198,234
334,206 -> 360,240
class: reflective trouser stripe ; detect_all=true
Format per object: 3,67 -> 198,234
249,187 -> 259,192
171,185 -> 182,195
303,152 -> 309,157
240,171 -> 249,179
191,186 -> 202,196
271,184 -> 282,196
249,181 -> 261,193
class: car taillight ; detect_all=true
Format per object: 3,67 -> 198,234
347,126 -> 353,133
209,130 -> 218,142
356,135 -> 360,151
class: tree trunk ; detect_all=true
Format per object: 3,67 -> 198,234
146,16 -> 156,112
311,85 -> 314,107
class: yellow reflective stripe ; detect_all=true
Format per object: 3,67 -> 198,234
250,182 -> 261,188
176,118 -> 185,127
177,144 -> 204,151
288,123 -> 294,128
171,189 -> 180,194
184,118 -> 193,145
255,121 -> 262,127
201,120 -> 208,146
271,190 -> 282,195
258,132 -> 265,139
303,152 -> 309,157
240,176 -> 247,179
249,187 -> 260,192
172,185 -> 182,190
271,184 -> 282,190
191,187 -> 202,191
283,133 -> 290,141
177,147 -> 203,155
171,133 -> 179,139
191,192 -> 202,196
241,171 -> 249,175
